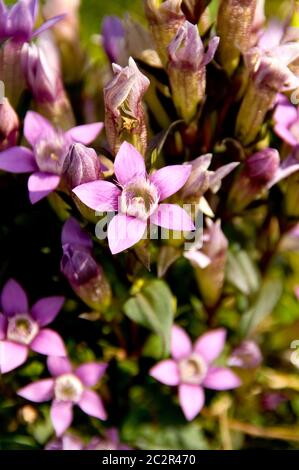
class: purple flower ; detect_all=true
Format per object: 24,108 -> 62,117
0,98 -> 19,151
0,279 -> 65,374
274,94 -> 299,148
0,0 -> 64,43
167,21 -> 219,122
228,340 -> 262,369
150,325 -> 241,420
103,57 -> 150,155
73,141 -> 194,254
261,392 -> 286,411
0,111 -> 103,203
18,356 -> 108,437
101,16 -> 125,63
62,144 -> 102,190
45,433 -> 84,451
61,218 -> 111,310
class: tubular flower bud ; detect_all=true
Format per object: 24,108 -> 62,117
0,98 -> 19,150
144,0 -> 186,66
167,21 -> 219,122
61,218 -> 111,311
194,219 -> 228,307
216,0 -> 257,76
63,143 -> 102,189
101,16 -> 125,63
103,57 -> 150,156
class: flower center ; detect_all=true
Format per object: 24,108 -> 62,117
178,353 -> 208,385
54,374 -> 83,403
120,179 -> 159,221
35,134 -> 67,175
7,313 -> 39,345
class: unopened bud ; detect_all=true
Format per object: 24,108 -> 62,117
0,98 -> 19,150
228,340 -> 262,369
63,143 -> 102,189
101,16 -> 125,63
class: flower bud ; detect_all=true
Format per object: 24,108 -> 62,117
144,0 -> 185,66
228,149 -> 280,212
104,57 -> 150,155
216,0 -> 257,76
194,219 -> 228,307
63,143 -> 102,189
167,21 -> 219,122
101,16 -> 125,63
228,340 -> 262,369
0,98 -> 19,150
61,219 -> 111,311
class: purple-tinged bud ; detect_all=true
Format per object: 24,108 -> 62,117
104,57 -> 150,155
0,98 -> 19,151
21,34 -> 75,127
101,16 -> 125,63
228,340 -> 262,369
61,218 -> 111,311
62,143 -> 102,189
167,21 -> 219,122
194,219 -> 228,307
216,0 -> 257,76
228,149 -> 280,212
261,392 -> 286,411
181,0 -> 212,24
144,0 -> 186,66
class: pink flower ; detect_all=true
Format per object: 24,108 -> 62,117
0,279 -> 65,374
18,356 -> 108,437
274,94 -> 299,148
0,111 -> 103,203
73,141 -> 195,254
150,325 -> 241,421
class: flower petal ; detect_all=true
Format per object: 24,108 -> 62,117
78,389 -> 107,420
66,123 -> 104,145
73,180 -> 120,212
51,400 -> 73,437
150,165 -> 192,201
149,359 -> 180,386
114,141 -> 146,185
178,384 -> 205,421
274,124 -> 298,147
31,296 -> 65,327
0,314 -> 7,340
47,356 -> 72,377
193,328 -> 226,364
151,204 -> 195,231
18,379 -> 55,402
75,362 -> 107,387
1,279 -> 29,316
203,367 -> 241,390
0,341 -> 28,373
171,325 -> 192,360
184,250 -> 211,269
28,172 -> 61,204
24,111 -> 55,146
107,214 -> 146,254
33,14 -> 66,37
30,329 -> 66,357
61,218 -> 93,248
0,147 -> 37,173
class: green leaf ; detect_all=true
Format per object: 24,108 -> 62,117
135,423 -> 209,450
226,250 -> 260,296
123,279 -> 175,354
240,279 -> 283,335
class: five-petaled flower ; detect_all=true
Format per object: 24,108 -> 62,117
0,279 -> 65,374
73,141 -> 195,254
0,111 -> 103,203
150,325 -> 241,420
18,356 -> 108,436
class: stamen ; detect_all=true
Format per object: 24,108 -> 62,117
120,179 -> 159,220
7,313 -> 39,345
178,353 -> 208,385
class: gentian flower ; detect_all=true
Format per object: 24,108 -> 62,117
0,0 -> 64,43
0,98 -> 19,151
144,0 -> 185,66
0,279 -> 65,374
101,16 -> 125,63
61,218 -> 111,310
228,340 -> 262,369
73,141 -> 194,254
274,94 -> 299,147
167,21 -> 219,122
150,325 -> 241,420
103,57 -> 150,155
0,111 -> 103,203
18,356 -> 108,437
